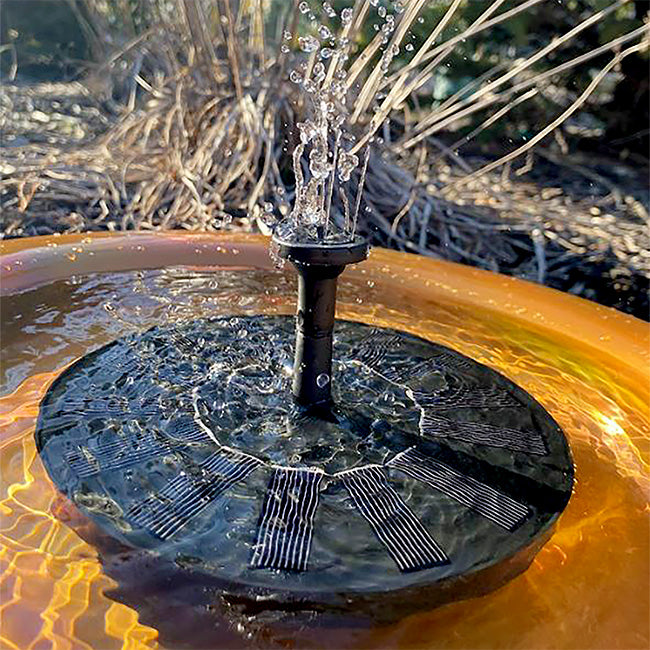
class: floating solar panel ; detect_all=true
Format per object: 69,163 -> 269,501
36,316 -> 572,612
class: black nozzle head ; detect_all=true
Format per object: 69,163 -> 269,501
272,219 -> 369,267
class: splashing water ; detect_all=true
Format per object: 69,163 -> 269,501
283,1 -> 400,242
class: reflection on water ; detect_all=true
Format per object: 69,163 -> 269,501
1,261 -> 648,650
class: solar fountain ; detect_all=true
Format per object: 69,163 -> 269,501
1,2 -> 648,649
28,55 -> 574,621
31,212 -> 573,610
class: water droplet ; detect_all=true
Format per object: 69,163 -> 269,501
290,70 -> 302,84
320,47 -> 334,59
405,43 -> 414,52
318,25 -> 332,39
296,210 -> 316,226
313,61 -> 326,82
316,373 -> 330,388
323,1 -> 336,17
299,1 -> 310,13
341,7 -> 353,23
337,151 -> 359,182
309,148 -> 332,179
298,35 -> 320,53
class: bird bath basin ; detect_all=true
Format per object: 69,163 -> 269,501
1,232 -> 648,650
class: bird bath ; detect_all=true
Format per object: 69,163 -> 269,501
1,231 -> 648,650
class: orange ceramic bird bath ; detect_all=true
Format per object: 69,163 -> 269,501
1,232 -> 647,650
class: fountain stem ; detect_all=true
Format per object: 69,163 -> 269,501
293,262 -> 344,405
272,221 -> 368,407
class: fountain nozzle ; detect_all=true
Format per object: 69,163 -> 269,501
272,221 -> 368,407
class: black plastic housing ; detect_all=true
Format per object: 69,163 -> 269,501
272,222 -> 369,406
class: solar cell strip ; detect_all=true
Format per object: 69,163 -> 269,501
66,434 -> 172,478
338,465 -> 449,572
251,467 -> 324,572
60,400 -> 159,416
430,350 -> 475,372
412,385 -> 520,409
65,417 -> 215,478
128,447 -> 263,539
354,336 -> 444,386
353,330 -> 402,368
388,448 -> 528,530
420,411 -> 547,455
66,450 -> 99,477
165,418 -> 212,443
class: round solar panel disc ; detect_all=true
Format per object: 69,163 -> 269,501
36,316 -> 573,613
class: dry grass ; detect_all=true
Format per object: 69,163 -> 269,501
1,0 -> 648,314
